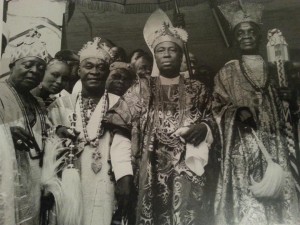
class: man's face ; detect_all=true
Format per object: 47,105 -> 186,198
109,47 -> 126,62
10,57 -> 46,92
79,58 -> 109,93
180,53 -> 198,74
130,51 -> 144,64
154,41 -> 183,77
134,57 -> 152,78
234,22 -> 261,54
106,68 -> 134,96
42,61 -> 70,94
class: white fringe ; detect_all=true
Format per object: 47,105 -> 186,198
59,168 -> 83,225
41,137 -> 83,225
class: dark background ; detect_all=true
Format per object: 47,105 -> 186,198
66,0 -> 300,73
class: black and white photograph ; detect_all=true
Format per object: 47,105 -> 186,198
0,0 -> 300,225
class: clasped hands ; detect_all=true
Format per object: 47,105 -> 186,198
173,123 -> 208,146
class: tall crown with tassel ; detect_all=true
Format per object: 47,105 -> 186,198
78,37 -> 112,63
218,1 -> 264,30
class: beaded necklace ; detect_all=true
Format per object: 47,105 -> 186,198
239,57 -> 269,91
6,80 -> 46,160
78,91 -> 108,147
239,57 -> 269,105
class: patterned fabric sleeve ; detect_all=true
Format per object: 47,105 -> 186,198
189,79 -> 219,145
104,77 -> 151,133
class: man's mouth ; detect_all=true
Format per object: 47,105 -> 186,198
161,62 -> 173,67
24,77 -> 37,83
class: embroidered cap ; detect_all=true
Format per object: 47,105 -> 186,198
9,28 -> 50,64
218,2 -> 263,30
78,37 -> 112,63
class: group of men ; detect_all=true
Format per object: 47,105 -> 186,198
0,2 -> 300,225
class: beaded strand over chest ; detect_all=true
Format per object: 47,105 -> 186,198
78,91 -> 108,147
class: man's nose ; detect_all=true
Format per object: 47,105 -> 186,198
55,76 -> 62,84
163,50 -> 171,57
30,65 -> 39,73
90,67 -> 100,74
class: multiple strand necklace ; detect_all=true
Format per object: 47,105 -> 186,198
6,80 -> 46,160
240,56 -> 269,90
240,56 -> 269,105
78,91 -> 108,147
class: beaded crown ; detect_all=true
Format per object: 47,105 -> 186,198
218,1 -> 263,30
78,37 -> 112,63
143,9 -> 188,50
9,28 -> 50,64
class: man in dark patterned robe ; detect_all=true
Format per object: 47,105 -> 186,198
105,9 -> 219,225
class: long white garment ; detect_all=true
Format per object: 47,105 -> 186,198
75,95 -> 116,225
48,91 -> 133,225
0,82 -> 43,225
0,114 -> 17,225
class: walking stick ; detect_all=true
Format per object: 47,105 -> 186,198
267,29 -> 300,194
173,0 -> 193,78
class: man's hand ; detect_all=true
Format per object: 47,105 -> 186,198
237,108 -> 252,122
116,175 -> 133,219
41,192 -> 55,210
236,108 -> 257,131
175,123 -> 208,146
10,126 -> 36,151
278,87 -> 293,102
56,125 -> 80,141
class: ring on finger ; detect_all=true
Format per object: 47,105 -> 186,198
17,139 -> 23,145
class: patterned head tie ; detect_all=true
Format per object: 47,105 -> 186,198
218,1 -> 264,30
110,62 -> 134,73
9,28 -> 50,64
78,37 -> 113,64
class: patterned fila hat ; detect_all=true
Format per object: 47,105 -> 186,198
9,28 -> 50,64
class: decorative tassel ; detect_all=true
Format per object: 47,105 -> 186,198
58,144 -> 83,225
41,136 -> 68,217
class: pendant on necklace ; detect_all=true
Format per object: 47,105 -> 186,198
86,109 -> 92,119
91,149 -> 102,174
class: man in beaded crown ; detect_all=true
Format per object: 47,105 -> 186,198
213,1 -> 300,224
47,37 -> 134,225
104,8 -> 219,225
